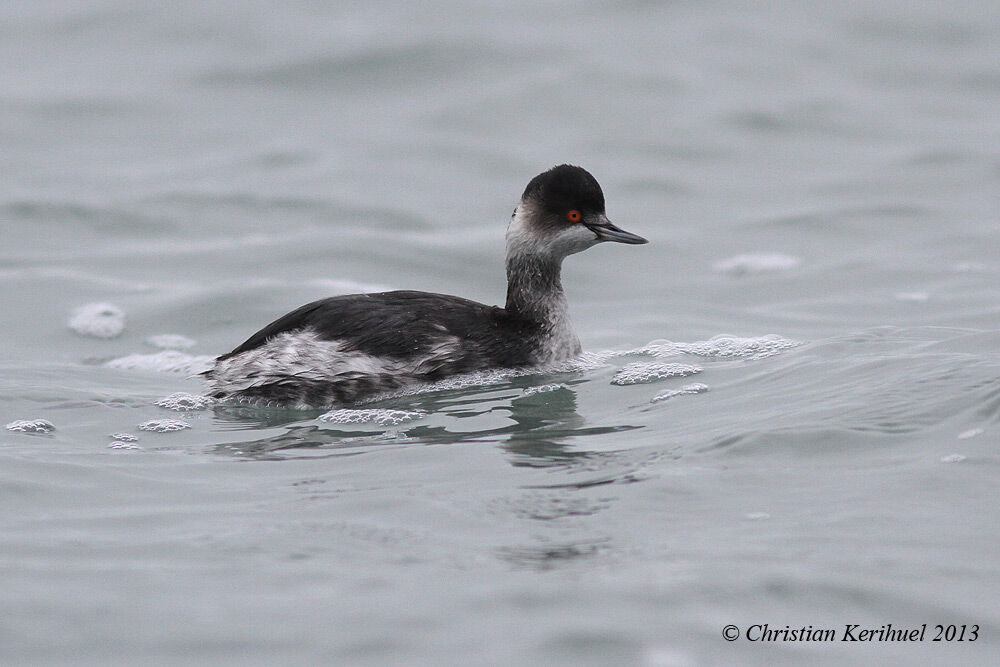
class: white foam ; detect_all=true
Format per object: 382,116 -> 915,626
611,363 -> 702,386
957,428 -> 983,440
651,382 -> 710,403
108,441 -> 141,450
155,392 -> 215,411
5,419 -> 55,433
636,335 -> 801,360
317,409 -> 425,426
713,253 -> 800,275
145,334 -> 197,350
522,384 -> 564,396
109,432 -> 138,442
555,351 -> 620,371
138,419 -> 191,432
744,512 -> 771,521
940,454 -> 966,464
68,302 -> 125,338
105,351 -> 215,374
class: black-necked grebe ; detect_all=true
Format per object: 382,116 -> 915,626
207,165 -> 647,407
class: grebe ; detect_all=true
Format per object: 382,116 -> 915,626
207,164 -> 647,407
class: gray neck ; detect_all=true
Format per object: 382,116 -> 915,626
505,253 -> 567,322
504,253 -> 581,362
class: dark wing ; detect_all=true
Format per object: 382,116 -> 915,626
218,290 -> 535,367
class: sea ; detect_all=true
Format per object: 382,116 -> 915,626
1,1 -> 998,664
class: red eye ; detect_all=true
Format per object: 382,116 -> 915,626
566,210 -> 582,223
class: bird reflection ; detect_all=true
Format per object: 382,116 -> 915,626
209,376 -> 639,466
498,383 -> 638,467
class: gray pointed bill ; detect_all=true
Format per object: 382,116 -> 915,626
586,215 -> 648,245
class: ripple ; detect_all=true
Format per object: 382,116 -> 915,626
954,261 -> 988,273
611,363 -> 702,386
713,253 -> 801,275
201,42 -> 519,90
68,302 -> 125,338
651,383 -> 710,403
489,493 -> 611,521
105,351 -> 215,374
145,334 -> 197,350
497,538 -> 612,571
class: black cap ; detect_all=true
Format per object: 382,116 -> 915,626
521,164 -> 605,215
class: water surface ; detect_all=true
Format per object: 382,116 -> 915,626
2,1 -> 999,664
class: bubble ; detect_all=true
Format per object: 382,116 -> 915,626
68,302 -> 125,338
138,419 -> 191,433
713,253 -> 800,275
317,409 -> 425,427
145,334 -> 197,350
154,392 -> 215,411
106,351 -> 215,374
109,432 -> 138,442
108,441 -> 141,450
940,454 -> 966,464
5,419 -> 55,433
651,383 -> 710,403
611,363 -> 702,386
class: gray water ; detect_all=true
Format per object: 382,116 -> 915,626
2,1 -> 999,665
